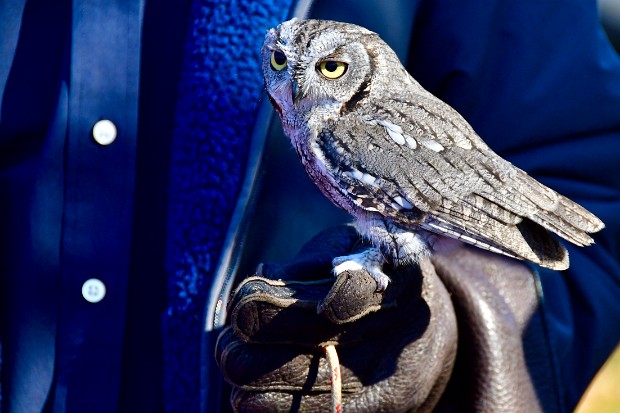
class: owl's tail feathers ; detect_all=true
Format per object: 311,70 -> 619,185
422,217 -> 570,270
514,219 -> 570,270
516,172 -> 605,248
422,166 -> 605,270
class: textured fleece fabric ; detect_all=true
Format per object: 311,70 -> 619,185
163,0 -> 294,411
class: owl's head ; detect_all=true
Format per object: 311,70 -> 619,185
262,19 -> 401,121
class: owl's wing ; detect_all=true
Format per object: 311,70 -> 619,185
316,94 -> 603,269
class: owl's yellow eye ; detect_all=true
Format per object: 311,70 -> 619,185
270,50 -> 287,71
318,60 -> 348,79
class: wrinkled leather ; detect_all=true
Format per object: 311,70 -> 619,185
216,226 -> 545,412
431,247 -> 542,413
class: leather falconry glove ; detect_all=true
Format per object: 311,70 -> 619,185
216,225 -> 544,412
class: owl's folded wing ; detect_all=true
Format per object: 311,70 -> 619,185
315,101 -> 602,269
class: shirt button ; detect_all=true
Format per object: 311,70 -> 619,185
82,278 -> 107,303
92,119 -> 117,145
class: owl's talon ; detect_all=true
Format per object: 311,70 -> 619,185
332,248 -> 390,291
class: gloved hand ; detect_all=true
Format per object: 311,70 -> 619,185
216,225 -> 458,412
216,225 -> 546,412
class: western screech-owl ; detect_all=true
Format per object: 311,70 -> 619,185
262,19 -> 604,290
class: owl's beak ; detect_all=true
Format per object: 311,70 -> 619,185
291,79 -> 300,102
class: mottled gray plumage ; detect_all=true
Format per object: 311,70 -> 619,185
262,18 -> 604,289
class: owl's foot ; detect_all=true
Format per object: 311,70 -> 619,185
332,247 -> 390,291
354,218 -> 433,266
